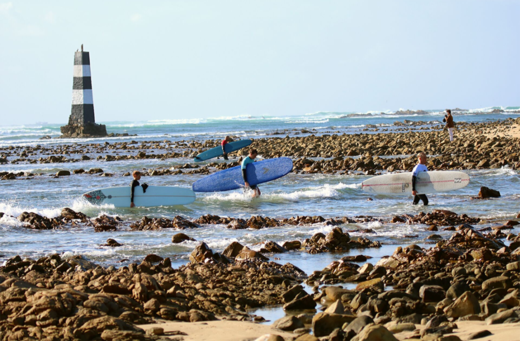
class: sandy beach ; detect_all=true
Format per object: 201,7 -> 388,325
137,319 -> 520,340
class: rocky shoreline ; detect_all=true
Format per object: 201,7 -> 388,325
2,118 -> 520,340
1,119 -> 520,183
1,211 -> 520,340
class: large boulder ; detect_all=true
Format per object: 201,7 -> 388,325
351,325 -> 398,341
419,285 -> 446,302
283,294 -> 316,310
273,315 -> 304,331
478,186 -> 501,199
312,312 -> 356,337
482,276 -> 512,291
171,233 -> 195,244
444,291 -> 481,318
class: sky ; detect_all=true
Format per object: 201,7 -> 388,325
0,0 -> 519,126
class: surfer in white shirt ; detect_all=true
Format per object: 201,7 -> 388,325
411,152 -> 429,205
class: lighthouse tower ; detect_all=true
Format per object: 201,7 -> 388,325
61,45 -> 107,138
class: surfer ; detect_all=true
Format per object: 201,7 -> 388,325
443,109 -> 455,142
221,136 -> 233,160
412,152 -> 429,205
130,171 -> 141,208
242,149 -> 261,197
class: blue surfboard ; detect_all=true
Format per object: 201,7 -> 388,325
194,139 -> 253,162
192,157 -> 293,192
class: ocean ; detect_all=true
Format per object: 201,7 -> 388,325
1,106 -> 520,283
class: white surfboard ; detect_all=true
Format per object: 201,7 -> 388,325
83,186 -> 196,207
362,171 -> 470,195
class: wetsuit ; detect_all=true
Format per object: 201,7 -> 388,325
412,163 -> 428,205
446,114 -> 455,141
241,156 -> 257,190
131,179 -> 140,205
221,139 -> 229,160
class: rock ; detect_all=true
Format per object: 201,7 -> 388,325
499,290 -> 519,308
261,241 -> 287,253
467,330 -> 493,339
506,261 -> 520,271
101,330 -> 146,341
350,325 -> 398,341
355,278 -> 383,291
470,248 -> 493,261
145,327 -> 164,336
485,308 -> 520,324
189,242 -> 215,263
312,312 -> 356,337
446,282 -> 470,300
444,291 -> 481,318
282,285 -> 307,303
222,241 -> 245,258
236,247 -> 269,262
283,294 -> 316,310
56,170 -> 71,177
343,315 -> 374,337
323,287 -> 352,301
482,276 -> 511,291
74,316 -> 144,339
420,285 -> 446,302
294,333 -> 318,341
478,186 -> 501,199
324,300 -> 345,314
357,263 -> 374,274
384,322 -> 416,334
172,233 -> 195,244
103,239 -> 122,247
273,315 -> 304,331
283,240 -> 302,250
144,254 -> 163,263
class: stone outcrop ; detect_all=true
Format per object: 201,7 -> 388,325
60,122 -> 107,138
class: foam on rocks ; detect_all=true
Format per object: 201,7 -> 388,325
60,44 -> 107,138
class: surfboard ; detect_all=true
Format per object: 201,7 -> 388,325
361,171 -> 470,195
194,139 -> 253,162
83,186 -> 196,207
192,157 -> 293,192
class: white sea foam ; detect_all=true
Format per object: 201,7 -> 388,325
0,199 -> 114,220
367,221 -> 383,229
309,225 -> 335,235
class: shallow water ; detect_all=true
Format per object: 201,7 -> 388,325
1,111 -> 520,273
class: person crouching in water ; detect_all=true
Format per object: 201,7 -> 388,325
221,136 -> 233,160
242,149 -> 261,197
412,152 -> 428,205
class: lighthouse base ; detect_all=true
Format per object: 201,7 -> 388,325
60,122 -> 108,138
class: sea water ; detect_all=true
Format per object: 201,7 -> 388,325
1,107 -> 520,273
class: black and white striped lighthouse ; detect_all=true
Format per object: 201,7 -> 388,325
61,45 -> 107,137
70,44 -> 95,124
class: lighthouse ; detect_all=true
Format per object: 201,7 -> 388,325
61,45 -> 107,138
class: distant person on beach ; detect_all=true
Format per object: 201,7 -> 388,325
221,136 -> 233,160
130,171 -> 148,207
242,149 -> 261,197
412,152 -> 428,206
443,109 -> 455,142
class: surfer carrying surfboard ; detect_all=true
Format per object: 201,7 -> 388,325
130,171 -> 148,208
242,149 -> 261,197
412,152 -> 429,205
221,136 -> 233,160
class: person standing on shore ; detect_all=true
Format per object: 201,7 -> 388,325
221,136 -> 233,160
412,152 -> 429,205
242,149 -> 261,197
443,109 -> 455,142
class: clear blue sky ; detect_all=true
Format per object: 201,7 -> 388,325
1,0 -> 519,126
